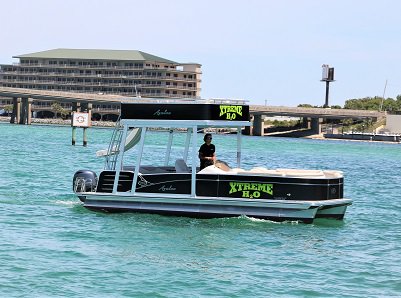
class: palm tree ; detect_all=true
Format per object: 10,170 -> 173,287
3,105 -> 13,115
51,102 -> 70,119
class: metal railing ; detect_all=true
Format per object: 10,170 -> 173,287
10,62 -> 201,73
1,70 -> 201,82
0,79 -> 199,90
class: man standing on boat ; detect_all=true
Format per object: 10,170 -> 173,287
199,133 -> 216,170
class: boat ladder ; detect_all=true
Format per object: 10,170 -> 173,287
104,118 -> 123,170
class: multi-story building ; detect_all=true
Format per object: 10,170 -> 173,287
0,48 -> 202,119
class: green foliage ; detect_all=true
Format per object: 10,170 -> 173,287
298,104 -> 314,108
4,105 -> 13,113
299,95 -> 401,112
344,96 -> 401,111
265,119 -> 301,127
297,104 -> 341,109
51,102 -> 70,119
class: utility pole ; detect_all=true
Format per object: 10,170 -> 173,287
379,79 -> 387,111
321,64 -> 335,108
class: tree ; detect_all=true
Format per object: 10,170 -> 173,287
345,96 -> 383,110
298,104 -> 314,108
51,102 -> 69,119
3,105 -> 13,115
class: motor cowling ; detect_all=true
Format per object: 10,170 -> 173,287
73,170 -> 98,193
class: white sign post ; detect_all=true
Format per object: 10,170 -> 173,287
71,112 -> 91,146
72,112 -> 91,127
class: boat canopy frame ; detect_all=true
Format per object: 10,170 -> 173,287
111,118 -> 251,197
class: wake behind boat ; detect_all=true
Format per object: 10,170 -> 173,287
73,98 -> 351,224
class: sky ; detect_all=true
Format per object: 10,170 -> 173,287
1,0 -> 401,106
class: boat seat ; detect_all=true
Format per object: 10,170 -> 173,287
175,159 -> 190,173
198,165 -> 228,174
276,168 -> 326,178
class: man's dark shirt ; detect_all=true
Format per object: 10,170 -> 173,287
199,143 -> 215,169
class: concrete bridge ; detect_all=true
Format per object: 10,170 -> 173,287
249,105 -> 385,135
0,87 -> 385,134
0,87 -> 127,124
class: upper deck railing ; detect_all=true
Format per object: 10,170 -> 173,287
8,62 -> 202,74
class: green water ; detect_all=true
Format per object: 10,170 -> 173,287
1,123 -> 400,297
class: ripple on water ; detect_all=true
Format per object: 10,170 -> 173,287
1,124 -> 401,296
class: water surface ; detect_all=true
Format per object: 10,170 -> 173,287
1,123 -> 400,297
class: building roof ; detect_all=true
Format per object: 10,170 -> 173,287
13,48 -> 178,64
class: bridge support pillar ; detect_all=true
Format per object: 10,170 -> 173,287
10,97 -> 32,125
19,98 -> 28,124
27,98 -> 33,124
10,97 -> 18,124
302,117 -> 311,129
311,117 -> 323,134
11,98 -> 22,124
243,115 -> 253,135
87,103 -> 92,120
72,102 -> 80,113
253,114 -> 264,136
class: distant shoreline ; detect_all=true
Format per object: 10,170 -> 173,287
1,116 -> 399,144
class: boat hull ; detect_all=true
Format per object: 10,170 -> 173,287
80,193 -> 351,224
315,204 -> 349,220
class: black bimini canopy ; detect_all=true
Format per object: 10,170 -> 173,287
120,103 -> 250,122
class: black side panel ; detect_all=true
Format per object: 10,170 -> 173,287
134,173 -> 192,195
195,174 -> 343,201
121,103 -> 250,121
96,171 -> 344,201
328,178 -> 343,199
97,171 -> 134,193
196,174 -> 219,197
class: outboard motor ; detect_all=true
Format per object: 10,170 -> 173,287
73,170 -> 98,194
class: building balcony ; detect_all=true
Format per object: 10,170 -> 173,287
10,63 -> 202,75
1,70 -> 201,83
0,78 -> 200,91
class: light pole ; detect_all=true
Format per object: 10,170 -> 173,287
321,64 -> 335,108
